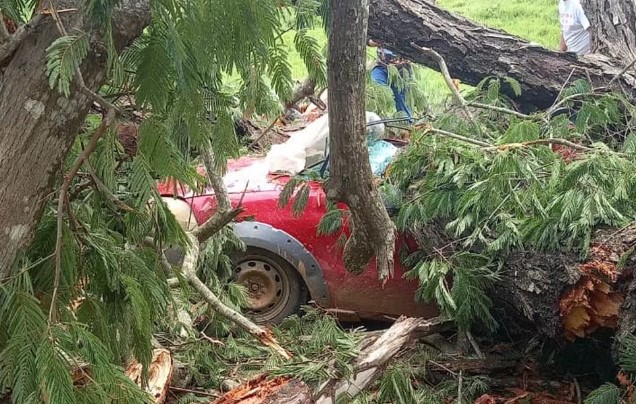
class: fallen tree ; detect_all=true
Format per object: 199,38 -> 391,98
368,0 -> 636,109
384,54 -> 636,362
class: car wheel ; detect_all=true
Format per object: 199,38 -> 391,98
232,248 -> 308,325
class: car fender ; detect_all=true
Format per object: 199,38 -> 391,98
232,221 -> 331,308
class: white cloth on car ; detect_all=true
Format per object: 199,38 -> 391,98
265,112 -> 385,175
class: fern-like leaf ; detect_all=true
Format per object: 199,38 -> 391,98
46,32 -> 90,97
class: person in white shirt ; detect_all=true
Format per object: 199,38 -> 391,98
558,0 -> 592,55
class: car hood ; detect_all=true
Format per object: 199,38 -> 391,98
157,155 -> 288,198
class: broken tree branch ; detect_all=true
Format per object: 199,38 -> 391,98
85,161 -> 134,212
609,56 -> 636,87
411,42 -> 482,136
247,117 -> 280,150
314,317 -> 426,403
420,126 -> 492,148
0,13 -> 44,63
191,207 -> 243,244
46,0 -> 124,116
467,101 -> 536,121
483,138 -> 595,153
285,77 -> 317,110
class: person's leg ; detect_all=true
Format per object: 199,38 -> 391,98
390,84 -> 412,123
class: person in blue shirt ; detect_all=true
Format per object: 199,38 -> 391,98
367,39 -> 413,123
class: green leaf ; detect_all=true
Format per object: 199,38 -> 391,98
583,383 -> 621,404
503,77 -> 522,97
292,183 -> 310,217
46,32 -> 90,97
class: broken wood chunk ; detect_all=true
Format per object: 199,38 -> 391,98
212,374 -> 312,404
125,348 -> 174,403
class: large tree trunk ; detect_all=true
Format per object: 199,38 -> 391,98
582,0 -> 636,61
411,220 -> 636,343
325,0 -> 397,282
0,0 -> 149,280
368,0 -> 636,110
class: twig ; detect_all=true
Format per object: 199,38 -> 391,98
411,42 -> 481,134
46,0 -> 124,115
428,360 -> 458,377
248,117 -> 280,149
169,386 -> 219,398
573,377 -> 582,404
84,162 -> 134,212
457,370 -> 463,404
0,14 -> 44,62
48,109 -> 116,324
547,92 -> 606,116
608,57 -> 636,87
467,101 -> 535,120
466,330 -> 485,359
421,126 -> 492,148
551,68 -> 577,110
199,331 -> 225,346
483,138 -> 594,153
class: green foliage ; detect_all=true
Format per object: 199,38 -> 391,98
10,1 -> 329,402
46,32 -> 90,97
278,176 -> 313,217
390,80 -> 636,331
317,201 -> 347,236
293,28 -> 327,87
584,383 -> 622,404
0,0 -> 35,22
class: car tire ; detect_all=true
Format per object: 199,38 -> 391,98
231,247 -> 308,325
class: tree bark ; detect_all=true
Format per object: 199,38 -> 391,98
367,0 -> 636,110
581,0 -> 636,61
314,317 -> 428,403
325,0 -> 397,282
0,0 -> 150,280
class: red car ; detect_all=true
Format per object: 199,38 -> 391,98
160,140 -> 439,325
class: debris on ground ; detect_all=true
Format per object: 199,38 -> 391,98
126,348 -> 174,403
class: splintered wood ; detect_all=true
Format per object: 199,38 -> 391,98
560,244 -> 623,340
212,374 -> 312,404
125,348 -> 174,403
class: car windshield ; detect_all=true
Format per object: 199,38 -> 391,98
301,139 -> 401,179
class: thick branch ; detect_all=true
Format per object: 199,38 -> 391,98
0,14 -> 44,63
327,0 -> 397,283
411,43 -> 477,125
285,77 -> 317,110
314,317 -> 426,403
368,0 -> 636,109
201,151 -> 230,212
191,207 -> 242,244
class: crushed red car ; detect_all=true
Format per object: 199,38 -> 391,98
160,117 -> 439,325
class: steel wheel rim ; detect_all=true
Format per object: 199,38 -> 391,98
233,255 -> 293,322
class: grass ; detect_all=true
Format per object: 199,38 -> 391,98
282,0 -> 562,116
